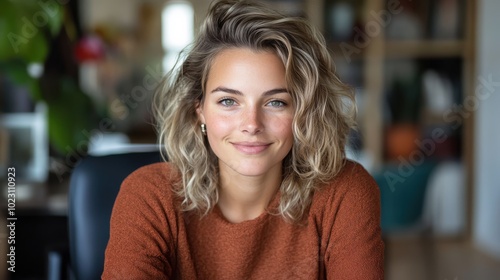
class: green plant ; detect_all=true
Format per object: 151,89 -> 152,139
386,76 -> 423,124
0,0 -> 97,155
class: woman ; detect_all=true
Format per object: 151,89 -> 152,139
103,0 -> 384,279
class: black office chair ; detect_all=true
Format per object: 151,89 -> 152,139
66,150 -> 163,280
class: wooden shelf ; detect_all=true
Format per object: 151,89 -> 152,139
328,42 -> 365,62
311,0 -> 473,168
328,40 -> 464,61
384,40 -> 465,59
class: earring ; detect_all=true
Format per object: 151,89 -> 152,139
201,123 -> 207,135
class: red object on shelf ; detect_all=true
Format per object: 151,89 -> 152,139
385,124 -> 421,160
75,36 -> 105,63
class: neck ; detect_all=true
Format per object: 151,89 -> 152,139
217,165 -> 282,223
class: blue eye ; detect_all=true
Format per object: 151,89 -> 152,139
219,98 -> 236,107
267,100 -> 286,107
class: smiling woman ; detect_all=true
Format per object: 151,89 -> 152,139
102,0 -> 384,279
198,48 -> 294,223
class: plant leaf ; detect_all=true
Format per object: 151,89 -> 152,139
0,60 -> 42,101
47,77 -> 97,155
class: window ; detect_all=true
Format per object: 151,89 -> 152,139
161,1 -> 194,73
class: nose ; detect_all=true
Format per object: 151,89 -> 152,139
240,106 -> 263,134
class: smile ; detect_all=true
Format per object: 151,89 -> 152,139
231,142 -> 272,154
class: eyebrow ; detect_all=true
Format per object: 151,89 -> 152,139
210,86 -> 288,96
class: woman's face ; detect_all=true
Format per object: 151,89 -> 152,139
197,47 -> 294,178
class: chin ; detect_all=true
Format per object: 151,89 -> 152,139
223,160 -> 281,178
232,166 -> 271,177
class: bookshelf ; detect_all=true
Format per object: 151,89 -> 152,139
304,0 -> 477,238
303,0 -> 475,172
384,40 -> 464,58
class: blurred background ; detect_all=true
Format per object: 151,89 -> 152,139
0,0 -> 499,279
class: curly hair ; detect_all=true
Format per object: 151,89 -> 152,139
154,0 -> 356,223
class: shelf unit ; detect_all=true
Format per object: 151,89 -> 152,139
305,0 -> 476,237
384,40 -> 464,58
305,0 -> 475,167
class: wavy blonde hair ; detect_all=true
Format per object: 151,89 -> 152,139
154,0 -> 356,223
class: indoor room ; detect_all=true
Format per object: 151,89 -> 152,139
1,0 -> 499,279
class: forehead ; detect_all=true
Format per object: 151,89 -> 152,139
212,47 -> 283,68
206,47 -> 286,87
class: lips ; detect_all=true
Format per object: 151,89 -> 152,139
231,142 -> 271,154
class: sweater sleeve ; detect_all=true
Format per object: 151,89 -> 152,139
102,164 -> 177,279
324,163 -> 385,279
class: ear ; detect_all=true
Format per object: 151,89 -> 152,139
195,100 -> 206,123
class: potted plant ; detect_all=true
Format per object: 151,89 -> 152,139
0,1 -> 99,156
384,75 -> 423,160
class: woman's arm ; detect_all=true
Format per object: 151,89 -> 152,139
324,163 -> 385,279
102,165 -> 177,279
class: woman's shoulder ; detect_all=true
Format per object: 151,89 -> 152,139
120,162 -> 181,203
334,159 -> 375,185
124,162 -> 180,184
324,159 -> 375,186
311,159 -> 379,207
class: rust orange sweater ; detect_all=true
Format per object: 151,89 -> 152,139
102,160 -> 384,279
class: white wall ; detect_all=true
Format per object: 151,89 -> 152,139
473,0 -> 500,260
80,0 -> 140,30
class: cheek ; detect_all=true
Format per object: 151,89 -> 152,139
205,115 -> 234,156
206,114 -> 233,138
273,116 -> 294,142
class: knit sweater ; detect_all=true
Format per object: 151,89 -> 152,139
102,160 -> 384,279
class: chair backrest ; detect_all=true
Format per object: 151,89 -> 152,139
68,151 -> 162,280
